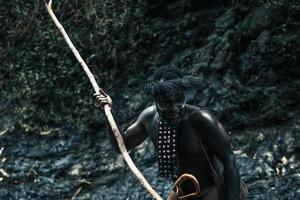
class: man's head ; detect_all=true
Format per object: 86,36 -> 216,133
155,91 -> 186,123
144,65 -> 201,123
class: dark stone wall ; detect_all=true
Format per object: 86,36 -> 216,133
0,0 -> 299,199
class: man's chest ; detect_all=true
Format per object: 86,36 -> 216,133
148,119 -> 204,157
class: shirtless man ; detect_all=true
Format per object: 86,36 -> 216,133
96,66 -> 245,200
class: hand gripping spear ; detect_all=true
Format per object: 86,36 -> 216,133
44,1 -> 163,199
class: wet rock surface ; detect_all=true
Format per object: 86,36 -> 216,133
1,120 -> 299,199
1,0 -> 299,199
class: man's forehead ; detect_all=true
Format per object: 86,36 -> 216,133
156,92 -> 185,100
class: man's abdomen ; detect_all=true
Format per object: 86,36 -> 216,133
177,156 -> 215,191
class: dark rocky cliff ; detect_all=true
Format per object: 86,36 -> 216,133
0,0 -> 299,199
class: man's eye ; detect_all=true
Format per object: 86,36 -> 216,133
158,101 -> 172,108
175,97 -> 185,102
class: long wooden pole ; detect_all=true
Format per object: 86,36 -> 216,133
44,1 -> 163,199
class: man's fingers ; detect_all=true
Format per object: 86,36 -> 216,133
94,88 -> 108,97
100,100 -> 110,105
95,101 -> 107,108
94,89 -> 112,110
99,88 -> 107,97
96,98 -> 111,105
96,97 -> 108,101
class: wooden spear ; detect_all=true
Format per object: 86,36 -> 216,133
44,1 -> 163,199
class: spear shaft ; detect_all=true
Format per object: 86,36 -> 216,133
45,1 -> 163,199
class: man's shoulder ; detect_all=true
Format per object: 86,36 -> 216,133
185,104 -> 215,123
142,105 -> 156,114
138,105 -> 156,121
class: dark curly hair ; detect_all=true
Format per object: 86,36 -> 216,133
144,65 -> 202,97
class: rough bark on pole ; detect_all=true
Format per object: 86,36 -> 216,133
44,1 -> 163,200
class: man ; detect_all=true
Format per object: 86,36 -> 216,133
96,65 -> 246,200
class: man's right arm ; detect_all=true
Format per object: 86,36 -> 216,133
95,89 -> 152,153
106,109 -> 150,153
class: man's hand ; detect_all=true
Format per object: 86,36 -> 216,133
94,88 -> 112,111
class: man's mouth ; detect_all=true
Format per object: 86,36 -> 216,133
164,112 -> 180,120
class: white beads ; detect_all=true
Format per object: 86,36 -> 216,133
157,120 -> 177,177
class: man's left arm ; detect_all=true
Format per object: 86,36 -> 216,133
194,110 -> 240,200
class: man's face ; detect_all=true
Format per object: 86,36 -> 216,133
155,92 -> 186,123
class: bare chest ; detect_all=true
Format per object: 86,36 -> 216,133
148,119 -> 205,158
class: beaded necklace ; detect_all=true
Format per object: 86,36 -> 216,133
157,119 -> 178,178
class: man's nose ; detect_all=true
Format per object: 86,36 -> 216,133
169,103 -> 179,112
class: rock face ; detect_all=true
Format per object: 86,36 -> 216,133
0,0 -> 299,199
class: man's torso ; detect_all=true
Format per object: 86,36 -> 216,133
145,105 -> 216,190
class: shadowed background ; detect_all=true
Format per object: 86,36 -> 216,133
0,0 -> 299,199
